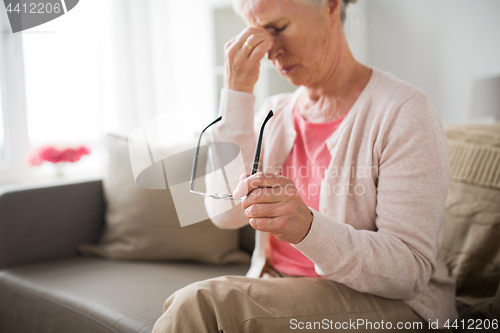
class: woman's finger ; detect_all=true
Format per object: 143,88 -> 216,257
239,173 -> 250,181
248,36 -> 273,63
235,31 -> 272,63
249,217 -> 278,233
234,27 -> 266,48
225,28 -> 253,62
233,172 -> 290,198
241,187 -> 283,210
245,202 -> 296,223
224,36 -> 237,48
240,35 -> 256,58
244,202 -> 284,219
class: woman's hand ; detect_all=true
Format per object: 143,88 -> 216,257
224,27 -> 274,93
233,173 -> 314,244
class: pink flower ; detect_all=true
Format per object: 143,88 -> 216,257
26,144 -> 91,166
60,148 -> 80,163
77,146 -> 90,155
40,147 -> 63,163
27,148 -> 43,166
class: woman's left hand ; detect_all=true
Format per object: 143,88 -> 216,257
233,172 -> 314,244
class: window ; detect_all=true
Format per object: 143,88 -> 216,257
0,6 -> 30,184
0,86 -> 5,169
20,0 -> 104,178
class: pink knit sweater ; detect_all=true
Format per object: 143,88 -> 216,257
269,106 -> 346,277
206,68 -> 458,326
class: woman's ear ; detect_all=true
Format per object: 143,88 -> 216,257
326,0 -> 342,23
327,0 -> 338,13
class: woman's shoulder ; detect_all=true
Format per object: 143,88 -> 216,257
364,68 -> 438,125
370,67 -> 431,105
366,69 -> 445,148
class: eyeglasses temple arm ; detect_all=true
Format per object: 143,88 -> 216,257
251,110 -> 274,175
190,116 -> 222,191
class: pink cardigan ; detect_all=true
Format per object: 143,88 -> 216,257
206,68 -> 458,325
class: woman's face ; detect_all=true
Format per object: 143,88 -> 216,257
243,0 -> 341,87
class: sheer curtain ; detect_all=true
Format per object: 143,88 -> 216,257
100,0 -> 215,140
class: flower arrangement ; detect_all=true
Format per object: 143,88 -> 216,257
27,145 -> 91,177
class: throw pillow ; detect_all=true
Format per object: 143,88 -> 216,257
441,123 -> 500,318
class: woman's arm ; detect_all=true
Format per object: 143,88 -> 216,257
205,26 -> 274,229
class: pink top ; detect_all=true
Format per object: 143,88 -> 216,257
268,106 -> 347,277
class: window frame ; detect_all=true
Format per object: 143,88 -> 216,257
0,10 -> 30,185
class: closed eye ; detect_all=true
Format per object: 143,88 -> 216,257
275,24 -> 288,33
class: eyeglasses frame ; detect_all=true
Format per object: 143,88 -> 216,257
190,110 -> 274,200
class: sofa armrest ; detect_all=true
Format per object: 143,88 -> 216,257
0,179 -> 105,269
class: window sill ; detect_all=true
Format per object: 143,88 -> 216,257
0,168 -> 103,194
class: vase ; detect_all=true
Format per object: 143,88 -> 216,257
54,163 -> 65,178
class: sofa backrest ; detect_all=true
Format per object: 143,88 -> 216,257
0,180 -> 105,270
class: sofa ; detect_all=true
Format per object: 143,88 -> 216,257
0,123 -> 499,333
0,177 -> 257,333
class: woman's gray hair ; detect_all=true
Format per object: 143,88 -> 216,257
233,0 -> 357,24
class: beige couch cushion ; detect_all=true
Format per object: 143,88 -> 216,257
442,124 -> 500,318
78,134 -> 250,265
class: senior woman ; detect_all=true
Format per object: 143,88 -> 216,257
153,0 -> 458,331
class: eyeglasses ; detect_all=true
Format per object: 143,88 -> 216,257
190,110 -> 274,200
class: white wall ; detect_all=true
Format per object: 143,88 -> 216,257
362,0 -> 500,123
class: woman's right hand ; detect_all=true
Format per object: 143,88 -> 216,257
224,27 -> 274,93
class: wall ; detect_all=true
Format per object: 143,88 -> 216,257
362,0 -> 500,123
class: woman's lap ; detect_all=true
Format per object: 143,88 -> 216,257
152,273 -> 430,333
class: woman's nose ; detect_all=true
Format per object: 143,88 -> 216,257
268,41 -> 284,61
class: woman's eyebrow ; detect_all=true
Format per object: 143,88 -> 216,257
262,18 -> 287,29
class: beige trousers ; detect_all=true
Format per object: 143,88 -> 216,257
152,263 -> 434,333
